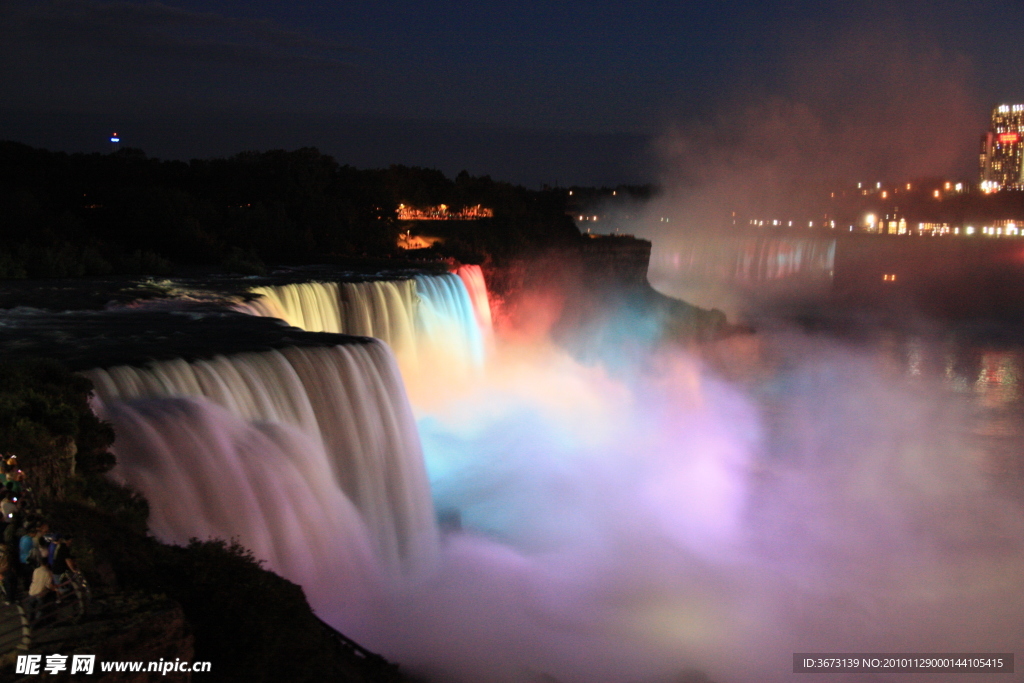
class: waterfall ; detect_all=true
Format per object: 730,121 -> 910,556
99,397 -> 379,607
652,235 -> 836,282
236,270 -> 492,378
413,273 -> 485,372
455,265 -> 494,350
236,280 -> 419,365
86,341 -> 438,577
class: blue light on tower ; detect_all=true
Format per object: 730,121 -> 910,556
110,132 -> 120,151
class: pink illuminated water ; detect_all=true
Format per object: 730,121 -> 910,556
87,342 -> 437,576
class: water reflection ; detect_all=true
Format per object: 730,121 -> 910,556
881,334 -> 1024,489
715,328 -> 1024,499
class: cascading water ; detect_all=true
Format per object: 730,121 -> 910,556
651,235 -> 836,282
412,272 -> 485,373
80,262 -> 1024,683
84,267 -> 494,632
99,397 -> 380,609
235,269 -> 490,379
236,280 -> 419,365
648,234 -> 837,316
86,341 -> 438,577
455,264 -> 494,351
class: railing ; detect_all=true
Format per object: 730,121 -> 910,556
25,572 -> 91,629
0,603 -> 30,665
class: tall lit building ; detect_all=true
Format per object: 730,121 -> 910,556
980,104 -> 1024,192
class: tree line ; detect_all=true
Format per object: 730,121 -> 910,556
0,142 -> 582,277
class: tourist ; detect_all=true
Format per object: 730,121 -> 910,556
50,535 -> 76,585
0,493 -> 15,548
1,493 -> 20,548
18,522 -> 46,590
6,469 -> 25,496
1,492 -> 17,523
25,556 -> 55,625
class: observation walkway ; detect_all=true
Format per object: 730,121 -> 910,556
0,576 -> 91,674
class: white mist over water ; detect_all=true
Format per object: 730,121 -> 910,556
358,329 -> 1024,683
93,268 -> 1024,682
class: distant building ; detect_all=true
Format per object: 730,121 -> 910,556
980,104 -> 1024,192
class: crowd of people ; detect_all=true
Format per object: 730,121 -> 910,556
0,455 -> 80,625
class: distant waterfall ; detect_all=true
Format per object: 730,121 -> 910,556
652,235 -> 836,282
86,341 -> 438,579
236,270 -> 492,377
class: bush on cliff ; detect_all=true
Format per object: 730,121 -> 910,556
0,359 -> 117,500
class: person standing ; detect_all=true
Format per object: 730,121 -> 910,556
18,523 -> 46,591
49,535 -> 76,585
25,557 -> 55,625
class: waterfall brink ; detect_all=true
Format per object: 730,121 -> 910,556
237,273 -> 489,378
86,341 -> 439,578
237,280 -> 419,365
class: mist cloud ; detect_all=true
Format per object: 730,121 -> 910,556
647,26 -> 981,231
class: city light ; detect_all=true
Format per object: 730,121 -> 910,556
982,104 -> 1024,191
746,114 -> 1024,237
397,203 -> 493,220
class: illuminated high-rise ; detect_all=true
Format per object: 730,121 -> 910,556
980,104 -> 1024,192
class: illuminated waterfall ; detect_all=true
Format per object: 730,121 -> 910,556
652,235 -> 836,282
86,341 -> 438,579
236,280 -> 419,364
413,272 -> 485,372
236,270 -> 491,377
456,265 -> 494,350
86,268 -> 494,602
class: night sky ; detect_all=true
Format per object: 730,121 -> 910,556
2,0 -> 1023,186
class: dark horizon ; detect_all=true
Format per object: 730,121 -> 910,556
0,107 -> 656,188
4,0 -> 1024,188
